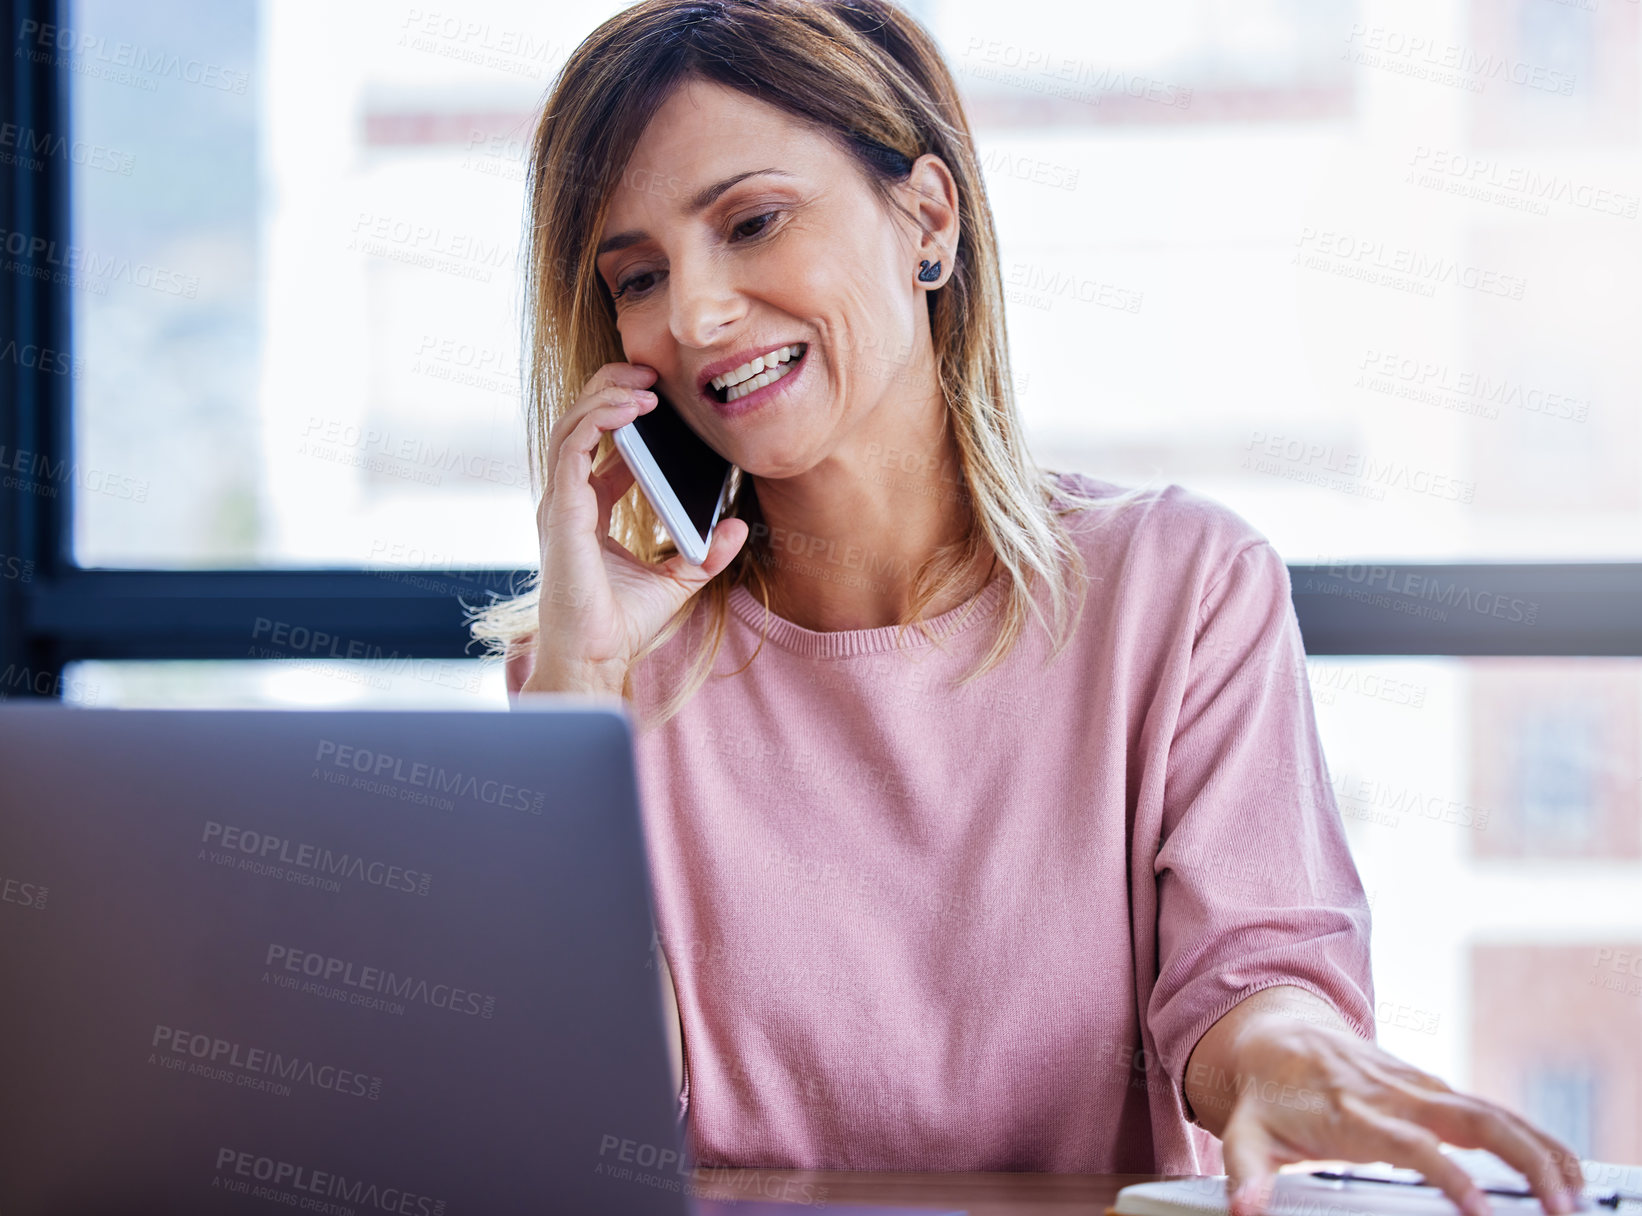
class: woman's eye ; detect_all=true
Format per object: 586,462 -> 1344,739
732,211 -> 779,240
610,212 -> 780,301
612,270 -> 659,301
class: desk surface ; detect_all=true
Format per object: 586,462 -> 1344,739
693,1169 -> 1182,1214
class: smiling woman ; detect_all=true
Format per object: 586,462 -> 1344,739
468,0 -> 1163,712
467,2 -> 1588,1213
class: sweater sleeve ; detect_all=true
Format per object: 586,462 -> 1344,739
1147,539 -> 1376,1126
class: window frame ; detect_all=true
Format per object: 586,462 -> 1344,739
2,0 -> 1638,698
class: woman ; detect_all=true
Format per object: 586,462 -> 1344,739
473,2 -> 1588,1212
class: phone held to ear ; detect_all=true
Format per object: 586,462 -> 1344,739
611,388 -> 736,566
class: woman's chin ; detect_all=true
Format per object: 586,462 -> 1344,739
729,449 -> 815,481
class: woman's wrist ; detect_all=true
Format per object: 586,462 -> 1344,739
518,653 -> 628,698
1183,986 -> 1348,1135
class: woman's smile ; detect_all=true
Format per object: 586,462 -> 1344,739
706,341 -> 811,419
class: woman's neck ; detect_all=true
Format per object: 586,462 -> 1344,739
745,434 -> 993,633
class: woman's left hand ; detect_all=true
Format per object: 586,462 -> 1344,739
1185,987 -> 1589,1216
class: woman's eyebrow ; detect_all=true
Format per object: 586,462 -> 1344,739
595,168 -> 798,257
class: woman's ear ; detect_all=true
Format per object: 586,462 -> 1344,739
895,153 -> 961,284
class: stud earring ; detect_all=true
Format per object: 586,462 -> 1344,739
917,258 -> 942,283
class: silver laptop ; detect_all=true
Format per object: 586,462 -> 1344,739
0,703 -> 962,1216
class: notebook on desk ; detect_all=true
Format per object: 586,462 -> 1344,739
1110,1149 -> 1642,1216
0,703 -> 963,1215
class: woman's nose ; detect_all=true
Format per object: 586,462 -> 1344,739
667,249 -> 744,349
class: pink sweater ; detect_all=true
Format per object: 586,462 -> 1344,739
508,472 -> 1375,1175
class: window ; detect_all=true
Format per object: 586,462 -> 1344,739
3,0 -> 1639,1159
1514,707 -> 1601,848
1472,944 -> 1639,1162
1524,1064 -> 1598,1161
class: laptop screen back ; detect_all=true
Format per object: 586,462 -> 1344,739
0,704 -> 690,1216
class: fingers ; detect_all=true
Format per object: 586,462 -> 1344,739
699,517 -> 749,580
658,517 -> 748,588
1414,1094 -> 1584,1215
560,362 -> 658,434
558,395 -> 652,476
553,389 -> 653,470
1344,1101 -> 1493,1216
1222,1107 -> 1282,1216
592,445 -> 629,483
1544,1140 -> 1589,1209
595,361 -> 660,393
541,362 -> 657,502
542,393 -> 655,536
591,446 -> 637,535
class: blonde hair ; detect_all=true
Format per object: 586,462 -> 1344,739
468,0 -> 1161,727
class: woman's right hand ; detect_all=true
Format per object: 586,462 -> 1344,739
521,362 -> 748,696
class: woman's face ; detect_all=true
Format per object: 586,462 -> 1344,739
594,77 -> 951,480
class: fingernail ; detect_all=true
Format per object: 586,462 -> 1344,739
1464,1188 -> 1492,1216
635,389 -> 657,400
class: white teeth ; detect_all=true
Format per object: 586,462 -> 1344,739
711,343 -> 805,391
724,355 -> 799,403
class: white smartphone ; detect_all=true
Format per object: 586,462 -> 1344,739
611,389 -> 736,566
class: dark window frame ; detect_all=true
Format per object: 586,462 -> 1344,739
3,0 -> 1638,697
